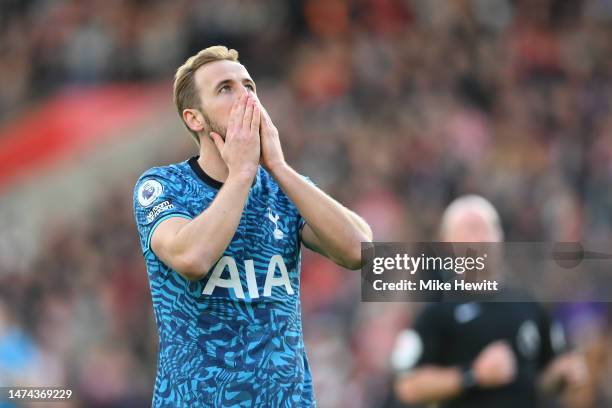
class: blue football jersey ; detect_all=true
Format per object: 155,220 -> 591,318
133,157 -> 315,407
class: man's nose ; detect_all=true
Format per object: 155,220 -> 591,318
239,85 -> 252,96
233,87 -> 249,104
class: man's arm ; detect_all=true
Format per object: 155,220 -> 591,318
538,351 -> 588,393
394,366 -> 463,404
151,94 -> 261,281
151,172 -> 254,281
301,200 -> 373,256
256,100 -> 372,270
269,164 -> 372,269
394,341 -> 516,405
534,305 -> 588,394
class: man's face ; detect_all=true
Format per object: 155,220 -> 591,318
193,60 -> 257,138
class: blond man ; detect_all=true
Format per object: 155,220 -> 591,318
133,46 -> 372,407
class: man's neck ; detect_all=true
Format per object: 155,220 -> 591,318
197,136 -> 228,183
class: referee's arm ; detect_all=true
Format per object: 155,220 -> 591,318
394,366 -> 464,404
394,340 -> 516,404
391,304 -> 517,406
537,310 -> 588,393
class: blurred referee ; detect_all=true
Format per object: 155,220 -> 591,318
389,195 -> 587,408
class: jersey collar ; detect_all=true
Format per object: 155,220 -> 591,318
188,156 -> 259,190
188,156 -> 224,189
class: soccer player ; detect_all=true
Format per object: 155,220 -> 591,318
389,195 -> 587,408
133,46 -> 372,407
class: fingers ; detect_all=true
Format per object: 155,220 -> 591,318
209,132 -> 225,152
251,103 -> 261,135
242,95 -> 255,131
226,100 -> 238,137
228,93 -> 248,138
254,99 -> 271,125
255,100 -> 277,138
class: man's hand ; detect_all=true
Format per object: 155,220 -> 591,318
210,93 -> 261,178
253,98 -> 371,269
256,101 -> 285,172
472,340 -> 517,388
541,351 -> 588,392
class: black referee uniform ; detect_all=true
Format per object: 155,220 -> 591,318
389,298 -> 567,408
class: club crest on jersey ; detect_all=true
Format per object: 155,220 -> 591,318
267,208 -> 284,240
138,179 -> 163,207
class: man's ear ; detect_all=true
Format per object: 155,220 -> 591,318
183,109 -> 205,133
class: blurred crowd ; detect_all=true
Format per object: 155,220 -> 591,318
1,0 -> 612,407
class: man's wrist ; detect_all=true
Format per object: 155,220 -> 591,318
228,166 -> 258,185
267,160 -> 289,177
460,366 -> 479,392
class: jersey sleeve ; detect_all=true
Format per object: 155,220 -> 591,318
390,304 -> 445,373
133,168 -> 193,253
536,305 -> 567,370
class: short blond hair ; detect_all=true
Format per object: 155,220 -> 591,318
173,45 -> 239,144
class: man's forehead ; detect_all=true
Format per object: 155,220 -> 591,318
195,60 -> 253,91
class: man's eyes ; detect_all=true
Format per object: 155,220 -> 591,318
219,84 -> 255,93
